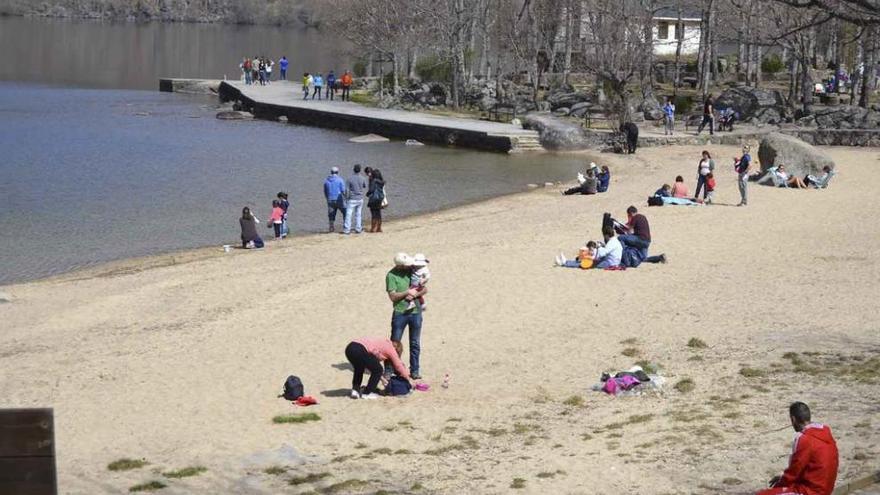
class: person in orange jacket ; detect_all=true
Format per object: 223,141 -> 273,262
340,70 -> 354,101
756,402 -> 839,495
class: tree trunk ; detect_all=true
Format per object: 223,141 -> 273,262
562,0 -> 573,85
673,8 -> 684,97
755,44 -> 762,87
392,52 -> 399,96
860,26 -> 877,108
409,48 -> 418,80
700,0 -> 715,97
801,55 -> 813,115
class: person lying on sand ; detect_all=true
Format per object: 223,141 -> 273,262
756,402 -> 838,495
345,337 -> 413,400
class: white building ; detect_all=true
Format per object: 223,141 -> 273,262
652,7 -> 702,57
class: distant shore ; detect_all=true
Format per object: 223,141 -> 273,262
0,4 -> 318,26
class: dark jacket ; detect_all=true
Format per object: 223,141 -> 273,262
240,216 -> 259,242
367,178 -> 385,207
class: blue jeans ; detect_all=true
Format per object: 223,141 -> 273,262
389,312 -> 423,375
695,175 -> 708,199
343,198 -> 363,233
619,234 -> 650,259
327,199 -> 345,227
244,71 -> 252,85
280,68 -> 287,80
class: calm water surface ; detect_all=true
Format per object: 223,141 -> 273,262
0,17 -> 588,285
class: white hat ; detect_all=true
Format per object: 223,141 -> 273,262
394,252 -> 413,267
412,253 -> 430,267
330,166 -> 339,173
589,162 -> 598,169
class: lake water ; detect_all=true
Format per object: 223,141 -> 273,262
0,17 -> 588,286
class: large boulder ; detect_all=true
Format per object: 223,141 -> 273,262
638,94 -> 664,121
547,90 -> 591,111
716,86 -> 788,124
522,113 -> 604,150
811,105 -> 880,129
757,132 -> 835,177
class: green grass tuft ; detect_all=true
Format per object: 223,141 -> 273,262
634,360 -> 660,374
687,338 -> 708,349
288,472 -> 330,486
163,466 -> 207,479
129,481 -> 166,492
739,367 -> 766,378
263,466 -> 287,475
510,478 -> 527,489
320,479 -> 368,493
562,395 -> 585,407
621,347 -> 640,357
674,378 -> 696,393
108,458 -> 148,471
272,412 -> 321,424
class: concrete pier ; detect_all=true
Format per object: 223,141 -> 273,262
217,80 -> 544,153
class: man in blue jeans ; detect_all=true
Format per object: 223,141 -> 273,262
343,164 -> 367,234
323,166 -> 346,232
386,253 -> 427,379
618,206 -> 666,264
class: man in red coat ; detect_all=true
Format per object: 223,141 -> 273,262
757,402 -> 839,495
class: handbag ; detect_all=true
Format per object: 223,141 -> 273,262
380,186 -> 388,209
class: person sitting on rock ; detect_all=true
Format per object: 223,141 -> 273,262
756,402 -> 838,495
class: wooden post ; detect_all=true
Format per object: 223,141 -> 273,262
0,409 -> 57,495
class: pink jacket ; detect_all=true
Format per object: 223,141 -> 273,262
268,207 -> 284,223
353,337 -> 410,379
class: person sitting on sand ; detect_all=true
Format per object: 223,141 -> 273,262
773,165 -> 808,188
563,168 -> 598,195
597,165 -> 611,193
554,241 -> 598,269
757,402 -> 838,495
654,184 -> 672,198
345,337 -> 413,400
671,176 -> 690,198
805,166 -> 835,189
239,207 -> 264,249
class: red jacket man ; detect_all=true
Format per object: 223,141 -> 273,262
757,402 -> 839,495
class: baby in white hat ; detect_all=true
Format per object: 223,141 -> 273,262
406,253 -> 431,311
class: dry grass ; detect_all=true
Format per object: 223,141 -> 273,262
674,378 -> 696,393
288,472 -> 330,486
272,412 -> 321,424
510,478 -> 527,489
687,337 -> 708,349
129,481 -> 166,492
108,458 -> 148,471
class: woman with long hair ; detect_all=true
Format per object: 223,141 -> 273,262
367,168 -> 386,233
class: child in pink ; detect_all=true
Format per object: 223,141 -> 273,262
268,200 -> 284,240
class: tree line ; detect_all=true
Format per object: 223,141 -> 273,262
316,0 -> 880,121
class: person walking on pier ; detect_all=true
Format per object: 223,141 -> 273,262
343,164 -> 368,235
324,166 -> 347,233
302,73 -> 312,100
279,56 -> 288,81
326,70 -> 337,100
312,73 -> 324,100
696,94 -> 714,135
240,58 -> 252,85
340,70 -> 353,101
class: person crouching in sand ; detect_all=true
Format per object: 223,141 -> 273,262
345,337 -> 412,400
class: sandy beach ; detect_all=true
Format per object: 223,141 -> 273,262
1,144 -> 878,495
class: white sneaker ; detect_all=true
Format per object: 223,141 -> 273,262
349,389 -> 360,399
554,255 -> 562,266
361,393 -> 380,400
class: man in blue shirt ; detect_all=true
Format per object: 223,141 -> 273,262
734,145 -> 752,206
663,97 -> 675,135
323,166 -> 347,232
279,56 -> 289,80
326,70 -> 337,100
312,73 -> 324,100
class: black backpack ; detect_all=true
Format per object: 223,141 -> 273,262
282,375 -> 304,401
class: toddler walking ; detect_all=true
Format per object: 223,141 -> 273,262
406,253 -> 430,311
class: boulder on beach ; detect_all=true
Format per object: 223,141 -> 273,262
216,110 -> 253,120
758,132 -> 835,177
350,134 -> 390,143
522,113 -> 599,150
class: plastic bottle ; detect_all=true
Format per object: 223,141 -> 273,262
441,373 -> 450,389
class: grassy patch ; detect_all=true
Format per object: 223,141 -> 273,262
581,433 -> 593,441
629,414 -> 654,424
512,423 -> 542,435
354,442 -> 368,449
510,478 -> 527,489
394,449 -> 414,455
723,411 -> 741,420
621,347 -> 640,358
752,384 -> 771,393
446,417 -> 463,422
372,447 -> 393,455
739,367 -> 766,378
687,355 -> 704,362
723,477 -> 743,485
320,479 -> 368,493
129,481 -> 166,492
562,395 -> 585,407
619,337 -> 639,345
674,378 -> 696,393
687,338 -> 708,349
634,360 -> 660,374
410,482 -> 424,491
263,466 -> 287,475
331,454 -> 354,463
108,458 -> 149,471
272,412 -> 321,424
163,466 -> 207,479
289,472 -> 331,486
537,470 -> 565,479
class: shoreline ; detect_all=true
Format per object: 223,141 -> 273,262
1,184 -> 556,290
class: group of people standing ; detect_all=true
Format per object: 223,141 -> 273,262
239,56 -> 290,85
237,164 -> 387,248
302,70 -> 354,101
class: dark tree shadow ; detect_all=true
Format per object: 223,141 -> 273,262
321,388 -> 352,398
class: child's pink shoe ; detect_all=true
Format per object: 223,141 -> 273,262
415,383 -> 430,392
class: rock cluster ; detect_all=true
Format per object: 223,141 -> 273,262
797,105 -> 880,129
757,132 -> 835,177
715,86 -> 789,125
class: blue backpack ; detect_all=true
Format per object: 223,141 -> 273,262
282,375 -> 304,401
621,246 -> 645,268
386,376 -> 412,396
